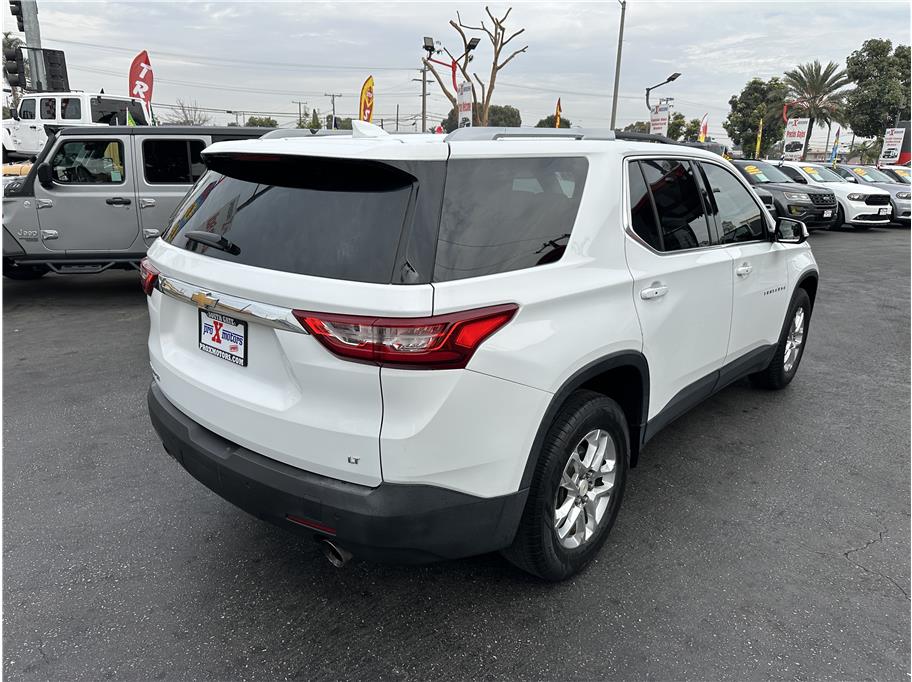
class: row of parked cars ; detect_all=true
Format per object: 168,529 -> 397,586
733,159 -> 910,231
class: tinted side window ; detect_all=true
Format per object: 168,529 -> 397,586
779,166 -> 805,183
434,157 -> 588,281
189,140 -> 206,180
50,140 -> 125,184
40,98 -> 56,120
700,163 -> 765,244
19,99 -> 35,119
639,159 -> 712,251
143,139 -> 198,184
60,98 -> 81,120
628,162 -> 661,250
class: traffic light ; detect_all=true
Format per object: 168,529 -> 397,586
9,1 -> 24,32
3,46 -> 24,88
42,49 -> 68,91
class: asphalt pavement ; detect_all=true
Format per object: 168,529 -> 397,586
4,226 -> 910,681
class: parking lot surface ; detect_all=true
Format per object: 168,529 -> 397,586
4,227 -> 910,681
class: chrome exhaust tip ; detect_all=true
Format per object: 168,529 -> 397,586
320,539 -> 353,568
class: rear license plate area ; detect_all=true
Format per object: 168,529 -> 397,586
199,310 -> 248,366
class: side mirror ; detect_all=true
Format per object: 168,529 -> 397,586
36,163 -> 54,189
794,175 -> 808,184
10,108 -> 19,121
775,217 -> 808,244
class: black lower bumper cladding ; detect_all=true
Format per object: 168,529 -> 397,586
147,383 -> 527,563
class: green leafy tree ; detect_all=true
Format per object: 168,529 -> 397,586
783,60 -> 850,159
682,118 -> 702,142
308,110 -> 322,130
843,39 -> 911,139
622,121 -> 649,133
245,116 -> 278,127
535,114 -> 571,128
666,112 -> 686,140
441,103 -> 520,132
723,77 -> 789,159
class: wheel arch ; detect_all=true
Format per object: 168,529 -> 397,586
520,351 -> 650,490
796,270 -> 818,311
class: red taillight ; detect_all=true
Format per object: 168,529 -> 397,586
292,304 -> 518,370
139,257 -> 159,296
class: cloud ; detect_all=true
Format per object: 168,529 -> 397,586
10,0 -> 908,139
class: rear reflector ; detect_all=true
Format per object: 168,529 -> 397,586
286,514 -> 336,535
139,257 -> 159,296
292,303 -> 518,370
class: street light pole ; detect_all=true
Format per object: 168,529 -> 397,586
421,62 -> 428,132
609,0 -> 626,130
645,72 -> 681,111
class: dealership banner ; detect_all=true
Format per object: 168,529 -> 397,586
698,114 -> 708,143
128,50 -> 153,114
879,127 -> 906,164
457,81 -> 473,128
359,76 -> 374,122
649,99 -> 673,137
782,117 -> 810,160
554,98 -> 562,128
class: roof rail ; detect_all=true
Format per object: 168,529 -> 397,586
612,131 -> 671,144
260,128 -> 351,140
444,127 -> 616,142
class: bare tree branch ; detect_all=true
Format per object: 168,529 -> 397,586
502,28 -> 525,48
498,46 -> 529,71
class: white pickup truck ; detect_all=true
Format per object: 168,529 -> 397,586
3,92 -> 148,159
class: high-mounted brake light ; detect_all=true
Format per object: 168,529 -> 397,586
292,304 -> 519,370
139,257 -> 159,296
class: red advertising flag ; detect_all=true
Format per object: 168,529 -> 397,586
129,50 -> 154,108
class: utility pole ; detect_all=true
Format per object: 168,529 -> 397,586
396,104 -> 399,132
21,0 -> 46,90
609,0 -> 626,130
292,100 -> 307,127
324,92 -> 341,128
421,63 -> 428,132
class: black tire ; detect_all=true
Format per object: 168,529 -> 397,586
750,288 -> 811,390
833,205 -> 844,230
502,390 -> 629,581
3,260 -> 49,280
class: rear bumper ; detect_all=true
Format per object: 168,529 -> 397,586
148,383 -> 528,563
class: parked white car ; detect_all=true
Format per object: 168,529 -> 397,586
143,124 -> 819,580
3,92 -> 148,159
772,160 -> 892,229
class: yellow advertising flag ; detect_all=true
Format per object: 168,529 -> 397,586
359,76 -> 374,123
554,98 -> 562,128
754,118 -> 763,158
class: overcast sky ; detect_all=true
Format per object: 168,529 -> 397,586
7,0 -> 911,143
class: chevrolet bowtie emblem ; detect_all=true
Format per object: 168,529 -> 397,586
191,292 -> 218,309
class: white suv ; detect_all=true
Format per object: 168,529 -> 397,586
143,124 -> 819,580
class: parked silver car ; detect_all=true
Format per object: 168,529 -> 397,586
2,126 -> 270,279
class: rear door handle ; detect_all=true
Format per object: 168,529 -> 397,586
139,198 -> 156,209
735,263 -> 753,277
106,197 -> 132,206
640,284 -> 669,300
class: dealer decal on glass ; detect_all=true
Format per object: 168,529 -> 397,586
199,310 -> 248,366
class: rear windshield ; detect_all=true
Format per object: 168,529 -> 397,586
163,154 -> 588,284
162,155 -> 420,284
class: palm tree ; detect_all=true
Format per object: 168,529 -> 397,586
783,60 -> 851,160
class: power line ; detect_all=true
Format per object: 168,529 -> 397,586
45,36 -> 415,72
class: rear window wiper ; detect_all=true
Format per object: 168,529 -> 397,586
184,230 -> 241,256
